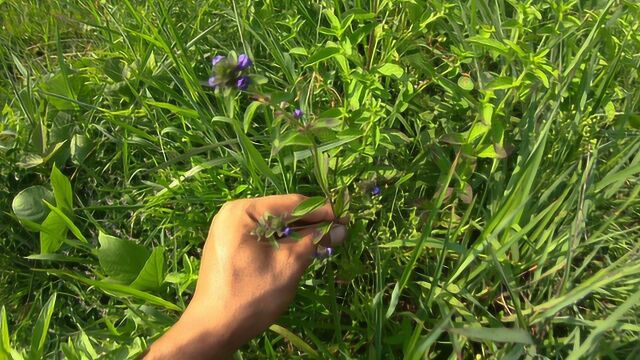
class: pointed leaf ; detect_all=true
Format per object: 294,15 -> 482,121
97,232 -> 150,284
378,63 -> 404,79
448,327 -> 533,344
29,293 -> 57,360
39,211 -> 67,254
50,165 -> 72,213
131,248 -> 165,291
305,47 -> 341,66
291,197 -> 326,218
0,306 -> 11,359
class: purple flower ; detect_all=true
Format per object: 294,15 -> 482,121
236,76 -> 251,90
293,108 -> 303,119
236,54 -> 252,70
211,55 -> 225,66
371,186 -> 381,196
326,247 -> 333,257
282,226 -> 292,237
207,76 -> 217,88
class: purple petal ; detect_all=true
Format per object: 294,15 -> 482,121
212,55 -> 225,66
283,227 -> 292,237
236,54 -> 252,70
293,108 -> 303,119
371,186 -> 381,196
207,76 -> 217,88
236,76 -> 251,90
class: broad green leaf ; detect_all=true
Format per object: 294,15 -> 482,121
457,76 -> 474,91
476,143 -> 508,159
0,306 -> 10,359
378,63 -> 404,79
70,134 -> 92,164
288,47 -> 308,56
485,77 -> 517,91
39,211 -> 67,254
97,232 -> 150,284
12,186 -> 55,223
50,165 -> 72,213
40,72 -> 79,110
305,47 -> 341,66
29,293 -> 57,360
448,327 -> 533,344
604,101 -> 616,121
291,197 -> 326,218
467,36 -> 508,53
243,101 -> 262,133
131,248 -> 165,291
42,201 -> 87,243
269,325 -> 320,359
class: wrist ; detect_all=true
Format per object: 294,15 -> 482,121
145,303 -> 236,359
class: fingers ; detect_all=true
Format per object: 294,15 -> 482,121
246,194 -> 336,224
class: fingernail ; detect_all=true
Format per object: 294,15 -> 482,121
329,224 -> 347,246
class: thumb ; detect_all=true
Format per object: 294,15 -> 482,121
284,224 -> 348,275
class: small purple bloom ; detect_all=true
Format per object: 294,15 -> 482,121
211,55 -> 225,66
282,226 -> 292,237
236,54 -> 252,70
207,76 -> 217,88
371,186 -> 381,196
236,76 -> 251,90
293,108 -> 303,119
326,247 -> 333,257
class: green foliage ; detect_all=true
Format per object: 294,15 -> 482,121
1,0 -> 639,358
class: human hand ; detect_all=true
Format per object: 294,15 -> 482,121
144,194 -> 348,359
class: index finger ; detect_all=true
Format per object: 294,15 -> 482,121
247,194 -> 335,224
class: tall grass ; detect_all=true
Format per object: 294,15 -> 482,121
1,0 -> 639,358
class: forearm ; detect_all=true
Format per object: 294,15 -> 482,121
144,305 -> 236,359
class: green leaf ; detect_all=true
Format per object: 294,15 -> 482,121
604,101 -> 616,122
288,47 -> 308,56
457,76 -> 474,91
269,325 -> 320,359
476,143 -> 508,159
41,269 -> 181,311
305,47 -> 341,66
620,114 -> 640,129
26,253 -> 89,264
39,211 -> 67,254
377,63 -> 404,78
12,186 -> 55,223
29,293 -> 57,360
243,101 -> 262,133
130,248 -> 165,291
42,201 -> 87,243
146,101 -> 198,118
448,327 -> 533,344
485,76 -> 517,91
70,134 -> 92,164
291,196 -> 326,218
50,165 -> 72,213
0,307 -> 11,359
467,36 -> 509,53
97,232 -> 150,284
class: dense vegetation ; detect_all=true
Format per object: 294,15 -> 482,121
1,0 -> 639,358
